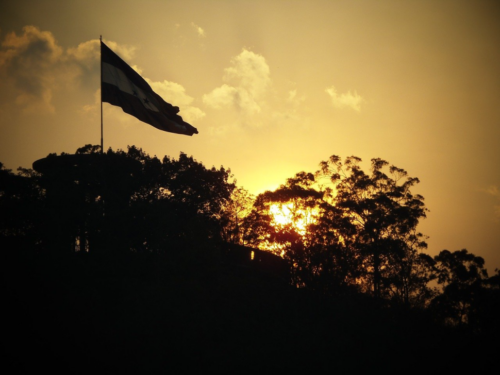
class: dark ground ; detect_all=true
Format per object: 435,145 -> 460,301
3,250 -> 497,374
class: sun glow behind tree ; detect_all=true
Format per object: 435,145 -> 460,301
257,202 -> 320,257
269,203 -> 317,236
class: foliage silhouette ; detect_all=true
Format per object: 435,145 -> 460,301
318,155 -> 430,302
0,162 -> 43,253
431,249 -> 495,329
219,187 -> 254,245
1,147 -> 499,372
243,155 -> 434,305
25,145 -> 235,256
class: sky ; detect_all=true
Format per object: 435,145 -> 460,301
1,0 -> 500,272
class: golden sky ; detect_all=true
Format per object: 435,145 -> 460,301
1,0 -> 499,271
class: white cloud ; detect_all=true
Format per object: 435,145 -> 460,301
0,26 -> 202,125
203,55 -> 312,133
325,85 -> 364,112
148,79 -> 205,123
0,26 -> 139,114
203,49 -> 271,116
203,84 -> 237,109
224,49 -> 270,97
204,84 -> 261,115
191,22 -> 206,38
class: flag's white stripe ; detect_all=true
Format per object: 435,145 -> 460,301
102,62 -> 159,112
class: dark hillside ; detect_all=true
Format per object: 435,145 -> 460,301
1,150 -> 498,373
3,248 -> 496,374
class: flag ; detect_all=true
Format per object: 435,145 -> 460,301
101,41 -> 198,136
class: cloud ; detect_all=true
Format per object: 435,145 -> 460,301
325,85 -> 364,112
224,49 -> 270,97
482,185 -> 500,220
0,26 -> 200,124
66,39 -> 136,68
191,22 -> 206,38
66,39 -> 100,67
0,26 -> 66,113
204,84 -> 261,115
203,54 -> 310,133
0,27 -> 123,113
203,49 -> 271,116
148,79 -> 205,123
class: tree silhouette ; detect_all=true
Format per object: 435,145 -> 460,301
241,155 -> 434,303
0,162 -> 44,253
219,187 -> 254,245
107,146 -> 236,254
318,155 -> 429,302
25,145 -> 235,256
3,146 -> 500,373
431,249 -> 489,326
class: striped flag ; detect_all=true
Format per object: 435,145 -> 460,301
101,41 -> 198,136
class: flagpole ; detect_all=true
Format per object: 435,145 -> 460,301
100,35 -> 103,154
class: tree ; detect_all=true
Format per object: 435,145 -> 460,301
113,147 -> 236,253
0,162 -> 44,253
22,145 -> 235,256
240,156 -> 431,301
477,269 -> 500,335
318,155 -> 429,302
219,187 -> 254,245
242,172 -> 352,291
431,249 -> 489,327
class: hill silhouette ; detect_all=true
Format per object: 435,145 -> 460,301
4,248 -> 497,374
1,146 -> 499,373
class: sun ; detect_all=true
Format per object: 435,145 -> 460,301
269,204 -> 293,226
258,203 -> 318,256
269,203 -> 316,235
